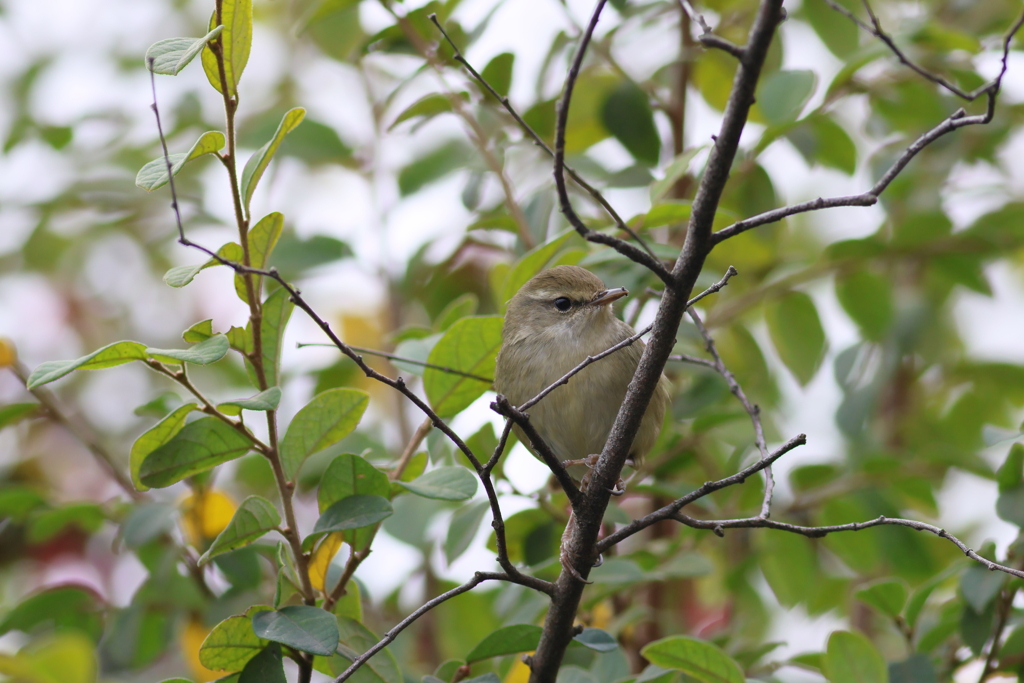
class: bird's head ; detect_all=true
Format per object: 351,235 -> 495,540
503,265 -> 628,342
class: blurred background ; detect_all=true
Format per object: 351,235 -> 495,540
2,0 -> 1024,680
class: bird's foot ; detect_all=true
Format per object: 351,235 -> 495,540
559,510 -> 594,583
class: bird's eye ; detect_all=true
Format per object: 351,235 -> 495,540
553,297 -> 572,312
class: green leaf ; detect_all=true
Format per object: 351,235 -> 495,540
27,504 -> 104,543
766,291 -> 827,386
0,632 -> 97,683
480,52 -> 514,98
961,564 -> 1005,613
996,483 -> 1024,526
854,579 -> 907,618
0,403 -> 40,430
835,271 -> 893,341
270,233 -> 353,279
823,631 -> 887,683
500,231 -> 575,307
136,131 -> 226,191
27,341 -> 148,389
397,466 -> 478,500
423,316 -> 501,417
164,263 -> 209,288
234,212 -> 285,304
238,643 -> 285,683
601,80 -> 660,166
389,93 -> 459,130
466,624 -> 542,662
573,628 -> 617,652
183,319 -> 215,343
279,388 -> 369,480
444,499 -> 489,564
0,586 -> 103,640
251,606 -> 339,656
146,334 -> 230,366
636,202 -> 692,230
138,416 -> 253,488
129,403 -> 197,491
640,636 -> 744,683
324,617 -> 402,683
240,108 -> 305,211
398,140 -> 472,196
199,496 -> 281,565
786,114 -> 857,175
757,70 -> 817,125
313,495 -> 393,535
252,285 -> 294,389
146,26 -> 224,75
802,0 -> 859,57
199,606 -> 272,671
998,444 -> 1024,492
201,0 -> 252,96
121,503 -> 176,548
218,387 -> 282,416
318,453 -> 390,550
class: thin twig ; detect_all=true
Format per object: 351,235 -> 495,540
9,362 -> 141,499
597,433 -> 805,552
550,0 -> 675,287
676,0 -> 745,58
428,13 -> 660,262
331,572 -> 542,683
687,306 -> 774,517
669,512 -> 1024,583
298,342 -> 494,383
712,3 -> 1024,245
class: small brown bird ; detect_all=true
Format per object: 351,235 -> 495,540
494,265 -> 669,484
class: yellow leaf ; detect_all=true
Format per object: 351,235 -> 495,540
309,532 -> 344,592
0,338 -> 15,367
180,490 -> 237,546
590,600 -> 613,630
182,616 -> 221,682
503,655 -> 532,683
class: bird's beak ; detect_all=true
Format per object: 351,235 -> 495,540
590,287 -> 628,306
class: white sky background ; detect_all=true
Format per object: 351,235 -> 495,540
1,0 -> 1024,669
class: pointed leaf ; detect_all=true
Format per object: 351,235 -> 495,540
500,231 -> 574,307
27,341 -> 148,389
641,636 -> 744,683
199,496 -> 281,564
218,387 -> 282,416
241,108 -> 305,211
423,316 -> 501,417
183,319 -> 215,343
201,0 -> 252,96
480,52 -> 514,98
252,286 -> 293,389
854,579 -> 907,618
146,26 -> 223,75
444,499 -> 489,564
251,606 -> 339,656
138,416 -> 253,488
199,606 -> 272,671
766,291 -> 827,386
466,625 -> 542,662
279,388 -> 369,480
823,631 -> 886,683
650,147 -> 703,203
136,131 -> 226,191
601,80 -> 660,166
313,495 -> 393,536
146,334 -> 230,366
389,93 -> 458,130
318,453 -> 390,550
397,466 -> 477,501
0,403 -> 40,431
129,403 -> 198,491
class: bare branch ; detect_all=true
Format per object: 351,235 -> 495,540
687,308 -> 774,516
551,0 -> 675,287
298,342 -> 494,383
675,0 -> 745,59
670,512 -> 1024,582
9,361 -> 142,500
331,572 -> 541,683
597,433 -> 805,553
712,3 -> 1024,245
492,395 -> 582,506
428,14 -> 660,263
